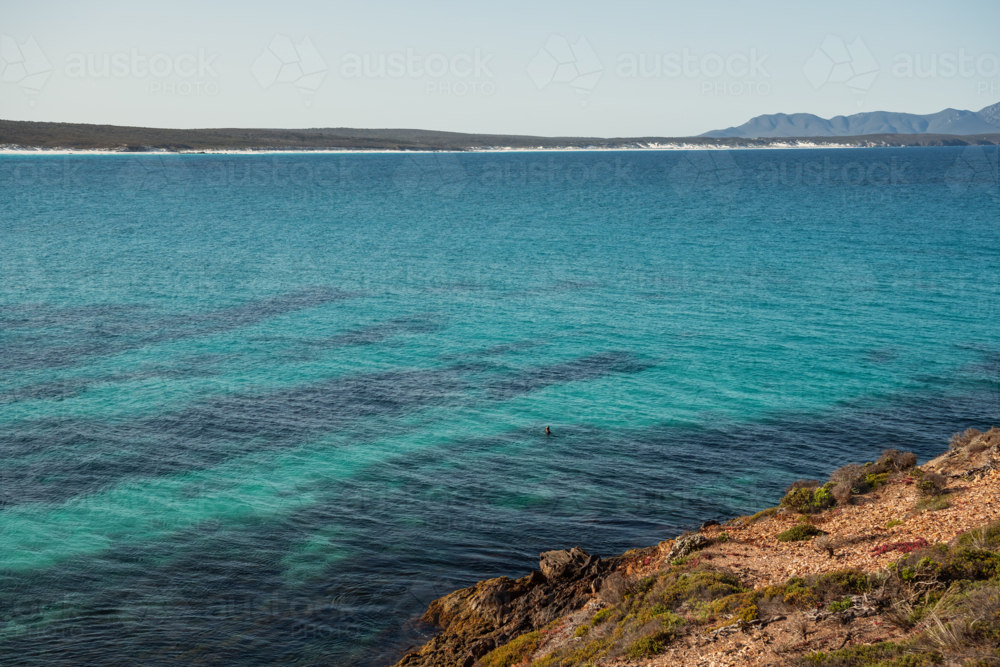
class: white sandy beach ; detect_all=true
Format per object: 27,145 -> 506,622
0,141 -> 901,156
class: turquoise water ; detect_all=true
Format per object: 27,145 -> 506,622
0,147 -> 998,665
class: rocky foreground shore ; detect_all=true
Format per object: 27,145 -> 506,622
391,427 -> 1000,667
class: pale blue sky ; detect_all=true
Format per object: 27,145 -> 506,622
1,0 -> 998,136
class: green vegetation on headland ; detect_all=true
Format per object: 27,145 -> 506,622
2,119 -> 1000,152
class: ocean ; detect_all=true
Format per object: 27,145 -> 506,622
0,147 -> 998,665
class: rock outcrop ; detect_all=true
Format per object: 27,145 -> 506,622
395,548 -> 610,667
662,532 -> 708,562
539,546 -> 600,581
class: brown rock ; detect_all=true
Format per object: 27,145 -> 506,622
538,546 -> 599,581
392,554 -> 612,667
664,533 -> 708,562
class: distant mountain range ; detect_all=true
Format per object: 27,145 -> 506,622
702,102 -> 1000,138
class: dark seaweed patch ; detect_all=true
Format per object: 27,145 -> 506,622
0,287 -> 357,373
0,351 -> 652,507
485,351 -> 655,399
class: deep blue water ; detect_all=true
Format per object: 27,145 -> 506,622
0,147 -> 998,665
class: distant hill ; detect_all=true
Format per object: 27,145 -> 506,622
1,119 -> 999,152
702,102 -> 1000,138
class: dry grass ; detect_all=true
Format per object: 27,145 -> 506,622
880,449 -> 918,470
950,428 -> 984,450
813,535 -> 836,557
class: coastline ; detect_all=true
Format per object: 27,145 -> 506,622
390,428 -> 1000,667
0,141 -> 986,156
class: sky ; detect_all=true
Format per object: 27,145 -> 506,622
1,0 -> 999,137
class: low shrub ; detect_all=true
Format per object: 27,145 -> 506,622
781,484 -> 836,514
891,545 -> 1000,585
624,634 -> 666,659
830,463 -> 865,490
811,570 -> 872,597
832,483 -> 853,505
814,535 -> 836,557
828,598 -> 852,613
916,473 -> 947,496
785,479 -> 822,493
826,451 -> 917,499
480,631 -> 541,667
950,428 -> 983,450
866,472 -> 891,490
881,449 -> 918,471
778,524 -> 827,542
592,608 -> 613,624
748,507 -> 779,522
654,568 -> 747,608
915,495 -> 950,513
956,521 -> 1000,551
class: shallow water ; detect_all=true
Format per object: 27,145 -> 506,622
0,147 -> 998,665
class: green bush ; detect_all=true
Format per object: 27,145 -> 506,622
747,507 -> 779,522
480,631 -> 541,667
781,483 -> 836,514
592,608 -> 613,624
624,634 -> 666,659
654,568 -> 747,608
866,472 -> 891,490
828,598 -> 852,613
778,524 -> 827,542
813,570 -> 872,595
